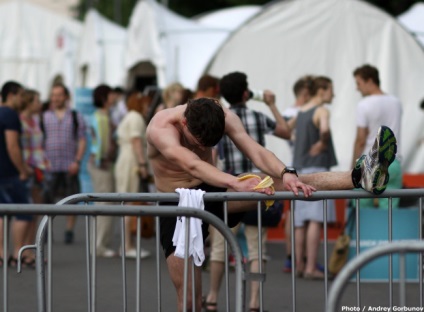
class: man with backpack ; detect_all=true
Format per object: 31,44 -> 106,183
41,83 -> 86,244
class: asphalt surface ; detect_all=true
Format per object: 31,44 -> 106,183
0,216 -> 422,312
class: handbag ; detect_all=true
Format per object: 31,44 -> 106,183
242,200 -> 283,228
328,208 -> 355,275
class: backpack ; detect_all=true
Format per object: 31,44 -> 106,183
40,110 -> 79,140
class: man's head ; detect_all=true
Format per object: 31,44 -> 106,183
293,75 -> 314,105
50,83 -> 70,109
353,64 -> 380,96
219,72 -> 249,105
183,98 -> 225,147
93,84 -> 113,109
1,81 -> 24,109
311,76 -> 334,104
196,75 -> 220,99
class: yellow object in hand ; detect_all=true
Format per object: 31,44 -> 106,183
237,174 -> 275,209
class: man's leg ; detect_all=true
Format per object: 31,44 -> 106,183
245,225 -> 267,310
206,224 -> 240,310
304,221 -> 324,278
167,253 -> 202,312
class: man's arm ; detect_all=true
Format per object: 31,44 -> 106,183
148,124 -> 267,193
69,137 -> 86,175
309,107 -> 330,156
352,127 -> 368,168
5,130 -> 28,180
263,90 -> 291,139
224,108 -> 314,196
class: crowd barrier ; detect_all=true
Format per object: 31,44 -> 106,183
0,189 -> 423,312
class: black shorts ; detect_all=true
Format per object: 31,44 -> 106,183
159,183 -> 245,258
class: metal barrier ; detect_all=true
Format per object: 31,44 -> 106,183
327,240 -> 424,312
1,189 -> 424,312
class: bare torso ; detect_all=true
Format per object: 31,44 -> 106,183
147,105 -> 214,192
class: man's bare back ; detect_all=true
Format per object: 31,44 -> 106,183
147,105 -> 213,192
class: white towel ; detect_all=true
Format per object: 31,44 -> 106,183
172,188 -> 206,266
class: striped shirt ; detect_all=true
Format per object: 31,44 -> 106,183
42,109 -> 86,172
219,105 -> 276,175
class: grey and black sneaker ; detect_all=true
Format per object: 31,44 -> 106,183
352,126 -> 397,195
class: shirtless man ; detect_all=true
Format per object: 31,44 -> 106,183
146,97 -> 397,312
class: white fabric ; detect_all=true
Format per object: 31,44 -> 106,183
77,9 -> 127,88
0,0 -> 82,99
208,0 -> 424,173
125,0 -> 258,90
172,188 -> 206,266
356,94 -> 402,159
398,3 -> 424,47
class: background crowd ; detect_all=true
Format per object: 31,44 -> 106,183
0,63 -> 412,311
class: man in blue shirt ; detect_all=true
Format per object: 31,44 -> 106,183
0,81 -> 31,267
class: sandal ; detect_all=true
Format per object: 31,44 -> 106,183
8,256 -> 17,268
202,296 -> 218,312
22,256 -> 36,269
0,257 -> 3,268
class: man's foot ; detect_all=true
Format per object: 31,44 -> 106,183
352,126 -> 397,195
64,230 -> 74,244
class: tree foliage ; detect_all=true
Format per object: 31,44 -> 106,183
74,0 -> 422,26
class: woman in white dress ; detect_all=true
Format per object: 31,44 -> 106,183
115,92 -> 151,258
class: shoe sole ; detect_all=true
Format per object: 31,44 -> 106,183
372,126 -> 397,195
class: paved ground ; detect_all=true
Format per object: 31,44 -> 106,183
0,216 -> 422,312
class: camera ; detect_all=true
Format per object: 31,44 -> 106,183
248,89 -> 265,102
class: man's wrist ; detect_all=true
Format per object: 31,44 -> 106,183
281,167 -> 298,179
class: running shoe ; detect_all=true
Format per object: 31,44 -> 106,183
352,126 -> 397,195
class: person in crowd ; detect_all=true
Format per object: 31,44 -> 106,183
42,83 -> 86,244
19,89 -> 50,267
281,75 -> 314,274
115,92 -> 151,259
88,84 -> 117,257
292,76 -> 338,280
0,81 -> 32,268
146,94 -> 396,311
205,72 -> 291,311
110,87 -> 127,128
180,88 -> 194,104
194,75 -> 220,99
156,82 -> 185,112
352,64 -> 402,208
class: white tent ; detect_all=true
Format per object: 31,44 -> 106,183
195,5 -> 261,30
208,0 -> 424,174
398,2 -> 424,48
125,0 -> 243,90
76,9 -> 127,88
0,0 -> 81,98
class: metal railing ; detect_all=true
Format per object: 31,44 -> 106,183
327,240 -> 424,312
1,188 -> 423,312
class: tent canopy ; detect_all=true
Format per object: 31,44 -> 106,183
208,0 -> 424,173
77,9 -> 127,88
125,0 -> 248,90
398,2 -> 424,48
195,5 -> 261,30
0,0 -> 81,98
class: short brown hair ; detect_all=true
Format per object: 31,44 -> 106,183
197,75 -> 219,92
310,76 -> 332,96
293,75 -> 314,97
353,64 -> 380,86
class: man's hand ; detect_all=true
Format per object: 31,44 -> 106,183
68,161 -> 80,176
282,173 -> 315,197
263,90 -> 276,107
233,176 -> 275,195
309,141 -> 326,156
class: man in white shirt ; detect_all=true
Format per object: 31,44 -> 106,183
352,64 -> 402,208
